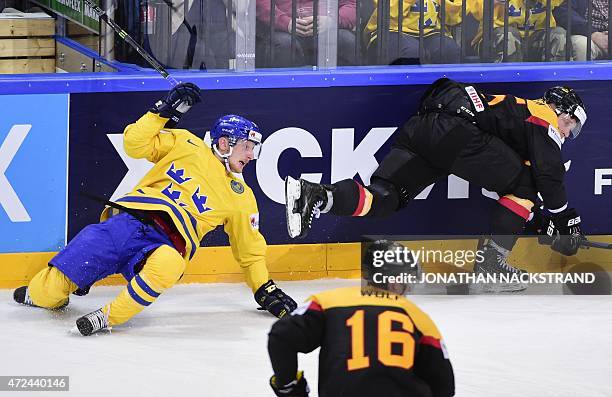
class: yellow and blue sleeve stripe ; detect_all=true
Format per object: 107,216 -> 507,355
127,274 -> 161,306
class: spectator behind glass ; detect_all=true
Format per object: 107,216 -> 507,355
256,0 -> 357,67
364,0 -> 462,64
135,0 -> 232,70
554,0 -> 608,60
471,0 -> 567,62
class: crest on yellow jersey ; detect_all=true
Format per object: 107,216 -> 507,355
231,180 -> 244,194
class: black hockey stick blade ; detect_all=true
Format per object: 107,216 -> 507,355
537,235 -> 612,250
84,0 -> 179,86
580,239 -> 612,250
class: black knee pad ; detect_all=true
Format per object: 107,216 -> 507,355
373,148 -> 447,208
366,178 -> 400,217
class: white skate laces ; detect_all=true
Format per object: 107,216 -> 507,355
23,288 -> 35,306
471,243 -> 528,293
72,307 -> 111,336
285,176 -> 329,238
311,200 -> 323,222
86,309 -> 109,331
487,241 -> 523,274
497,256 -> 523,275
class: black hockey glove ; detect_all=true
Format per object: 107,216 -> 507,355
546,208 -> 585,256
526,205 -> 546,235
254,280 -> 298,318
270,371 -> 310,397
150,82 -> 201,127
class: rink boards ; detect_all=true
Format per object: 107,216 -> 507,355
0,63 -> 611,287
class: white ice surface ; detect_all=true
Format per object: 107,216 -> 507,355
2,279 -> 612,397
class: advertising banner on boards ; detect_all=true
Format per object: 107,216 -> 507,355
67,81 -> 612,246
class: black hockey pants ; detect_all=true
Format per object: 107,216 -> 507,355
372,112 -> 538,208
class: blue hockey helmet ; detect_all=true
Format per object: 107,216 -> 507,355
210,115 -> 262,159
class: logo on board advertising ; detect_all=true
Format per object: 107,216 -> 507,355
0,94 -> 68,252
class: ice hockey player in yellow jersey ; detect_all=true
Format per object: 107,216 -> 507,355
13,82 -> 297,335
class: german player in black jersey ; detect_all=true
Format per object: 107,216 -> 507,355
268,240 -> 454,397
286,79 -> 587,291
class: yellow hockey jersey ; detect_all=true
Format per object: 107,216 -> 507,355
470,0 -> 564,43
102,112 -> 267,272
365,0 -> 464,40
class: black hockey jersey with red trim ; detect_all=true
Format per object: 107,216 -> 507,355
476,92 -> 568,209
268,286 -> 455,397
419,78 -> 568,210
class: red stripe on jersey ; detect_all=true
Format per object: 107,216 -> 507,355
498,197 -> 530,220
308,301 -> 323,312
526,115 -> 550,129
420,336 -> 441,349
352,182 -> 366,216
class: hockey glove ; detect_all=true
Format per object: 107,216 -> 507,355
270,371 -> 310,397
530,206 -> 555,245
547,208 -> 584,256
150,82 -> 201,127
254,280 -> 298,318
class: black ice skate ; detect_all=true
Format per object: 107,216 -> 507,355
74,308 -> 110,336
13,286 -> 69,310
471,242 -> 527,293
285,176 -> 331,239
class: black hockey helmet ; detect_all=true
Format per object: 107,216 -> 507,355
361,240 -> 420,294
543,86 -> 587,139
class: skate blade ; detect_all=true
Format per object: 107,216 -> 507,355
469,283 -> 527,294
68,325 -> 112,336
68,325 -> 83,336
285,176 -> 302,238
495,283 -> 528,293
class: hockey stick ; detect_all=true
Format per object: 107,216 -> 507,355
80,191 -> 155,226
80,191 -> 187,257
84,0 -> 179,86
538,235 -> 612,250
160,0 -> 180,12
579,239 -> 612,250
